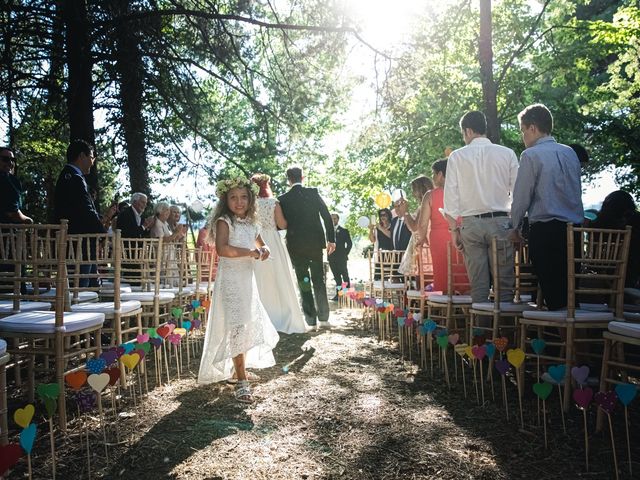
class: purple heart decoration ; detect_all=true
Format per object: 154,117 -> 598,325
615,383 -> 637,407
404,316 -> 413,328
99,350 -> 118,366
149,337 -> 162,349
134,349 -> 146,360
495,359 -> 510,376
571,365 -> 590,386
86,358 -> 106,374
594,390 -> 618,415
192,319 -> 202,329
573,387 -> 593,410
75,390 -> 97,413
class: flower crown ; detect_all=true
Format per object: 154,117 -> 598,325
216,177 -> 259,198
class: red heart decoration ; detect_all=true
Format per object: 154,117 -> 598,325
157,325 -> 171,338
594,390 -> 618,415
573,387 -> 593,410
106,367 -> 121,386
472,344 -> 487,360
0,443 -> 23,476
494,337 -> 509,352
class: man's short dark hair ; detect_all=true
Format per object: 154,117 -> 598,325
518,104 -> 553,135
432,158 -> 447,177
286,166 -> 303,184
0,146 -> 13,155
66,139 -> 93,164
459,111 -> 487,135
569,143 -> 589,165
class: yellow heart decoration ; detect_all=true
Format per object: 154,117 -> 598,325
464,345 -> 475,359
14,404 -> 35,428
507,348 -> 525,369
121,353 -> 141,370
174,328 -> 187,336
454,344 -> 468,357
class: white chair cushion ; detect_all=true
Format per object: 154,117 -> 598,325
0,311 -> 105,334
99,286 -> 132,294
471,302 -> 536,313
428,294 -> 473,304
0,338 -> 6,355
35,289 -> 99,303
624,288 -> 640,302
608,321 -> 640,338
120,291 -> 175,303
623,312 -> 640,322
70,300 -> 142,318
373,280 -> 405,290
183,284 -> 209,294
579,303 -> 610,312
624,304 -> 640,313
522,309 -> 614,322
159,287 -> 181,294
517,294 -> 533,303
0,300 -> 52,314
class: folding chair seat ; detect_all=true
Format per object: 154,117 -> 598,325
519,225 -> 631,411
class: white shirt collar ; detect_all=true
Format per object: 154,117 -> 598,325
132,207 -> 142,226
290,182 -> 303,188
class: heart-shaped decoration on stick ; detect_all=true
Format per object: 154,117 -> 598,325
472,345 -> 487,360
121,353 -> 141,370
533,382 -> 553,400
86,358 -> 107,374
424,319 -> 437,333
106,367 -> 121,386
157,325 -> 171,338
36,383 -> 60,400
448,333 -> 460,346
19,424 -> 37,454
594,390 -> 618,414
150,337 -> 162,349
548,364 -> 566,384
494,337 -> 509,352
169,333 -> 182,346
65,371 -> 87,390
87,373 -> 110,393
454,344 -> 468,357
571,365 -> 590,386
0,443 -> 23,475
472,335 -> 486,346
14,404 -> 35,428
615,383 -> 637,407
436,334 -> 449,349
136,333 -> 149,344
100,350 -> 119,366
495,359 -> 510,376
485,343 -> 496,358
506,348 -> 525,368
531,338 -> 546,355
464,345 -> 475,359
573,387 -> 593,409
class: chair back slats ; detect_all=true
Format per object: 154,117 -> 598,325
377,250 -> 405,284
568,225 -> 632,317
120,238 -> 163,291
446,242 -> 470,296
416,244 -> 434,291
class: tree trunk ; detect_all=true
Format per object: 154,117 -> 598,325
1,0 -> 15,147
63,0 -> 97,191
110,0 -> 150,197
479,0 -> 500,143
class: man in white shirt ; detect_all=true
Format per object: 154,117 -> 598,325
443,111 -> 519,303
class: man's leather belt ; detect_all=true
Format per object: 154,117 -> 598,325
473,211 -> 509,219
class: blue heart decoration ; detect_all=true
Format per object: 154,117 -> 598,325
182,320 -> 192,330
424,319 -> 437,333
191,300 -> 200,308
548,364 -> 566,384
615,383 -> 638,407
419,325 -> 428,336
86,358 -> 106,374
120,343 -> 135,354
531,338 -> 546,355
20,424 -> 37,454
472,327 -> 483,337
397,317 -> 405,327
485,343 -> 496,358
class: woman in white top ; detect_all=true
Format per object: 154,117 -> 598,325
250,174 -> 308,334
150,202 -> 185,286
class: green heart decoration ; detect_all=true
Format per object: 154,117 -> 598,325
44,397 -> 57,418
36,383 -> 60,400
436,334 -> 449,349
533,382 -> 553,400
147,328 -> 158,338
138,342 -> 151,353
171,307 -> 183,318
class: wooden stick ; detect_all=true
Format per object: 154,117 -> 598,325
624,407 -> 631,476
542,399 -> 548,449
516,368 -> 524,430
85,418 -> 91,479
442,347 -> 450,389
163,341 -> 171,384
608,413 -> 619,480
429,334 -> 434,378
558,385 -> 567,434
537,355 -> 541,427
49,417 -> 56,479
175,344 -> 180,380
472,359 -> 480,405
501,375 -> 509,421
186,330 -> 191,368
479,358 -> 485,406
461,355 -> 467,398
111,389 -> 120,444
489,361 -> 495,402
583,409 -> 589,472
97,394 -> 109,465
27,453 -> 32,480
452,347 -> 458,383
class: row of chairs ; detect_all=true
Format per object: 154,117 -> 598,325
0,221 -> 218,436
364,224 -> 637,416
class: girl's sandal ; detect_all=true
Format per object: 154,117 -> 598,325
227,371 -> 261,385
235,380 -> 254,404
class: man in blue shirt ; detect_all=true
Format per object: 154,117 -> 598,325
509,104 -> 583,310
0,147 -> 32,224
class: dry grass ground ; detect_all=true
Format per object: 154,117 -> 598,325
7,305 -> 639,479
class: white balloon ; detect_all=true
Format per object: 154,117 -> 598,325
357,216 -> 370,228
392,189 -> 406,202
189,199 -> 204,213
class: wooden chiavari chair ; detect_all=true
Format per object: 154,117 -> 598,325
372,250 -> 406,340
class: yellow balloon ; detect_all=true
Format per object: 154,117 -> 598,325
374,192 -> 392,209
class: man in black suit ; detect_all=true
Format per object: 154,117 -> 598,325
391,214 -> 412,251
328,213 -> 352,300
54,139 -> 106,286
278,166 -> 335,329
116,192 -> 154,238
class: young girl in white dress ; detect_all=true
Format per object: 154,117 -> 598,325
251,174 -> 308,334
197,177 -> 280,404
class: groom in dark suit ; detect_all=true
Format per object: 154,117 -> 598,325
278,166 -> 336,329
328,213 -> 352,300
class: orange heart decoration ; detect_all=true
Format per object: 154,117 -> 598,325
494,337 -> 509,352
65,371 -> 88,391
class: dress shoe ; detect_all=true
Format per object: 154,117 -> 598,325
318,320 -> 331,329
330,295 -> 338,301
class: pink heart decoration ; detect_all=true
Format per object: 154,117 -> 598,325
137,333 -> 150,344
448,333 -> 460,346
472,344 -> 487,360
573,387 -> 593,410
571,365 -> 590,386
167,323 -> 176,333
169,334 -> 181,345
594,390 -> 617,414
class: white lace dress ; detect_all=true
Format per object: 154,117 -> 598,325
254,197 -> 308,334
197,215 -> 280,384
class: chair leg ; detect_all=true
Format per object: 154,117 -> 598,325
596,337 -> 612,432
563,324 -> 574,412
55,334 -> 67,433
519,322 -> 527,399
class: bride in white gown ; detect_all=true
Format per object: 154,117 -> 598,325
251,174 -> 308,334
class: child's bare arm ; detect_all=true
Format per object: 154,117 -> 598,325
255,234 -> 270,260
215,220 -> 260,259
